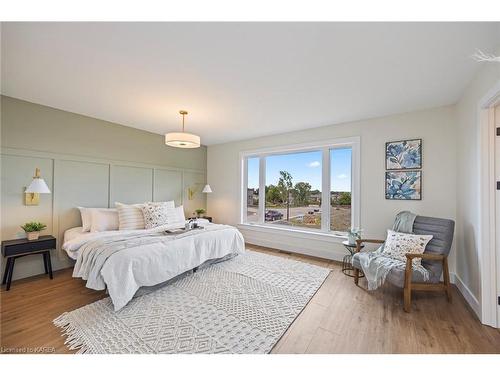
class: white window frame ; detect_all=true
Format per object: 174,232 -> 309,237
239,136 -> 360,237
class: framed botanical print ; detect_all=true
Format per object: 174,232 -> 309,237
385,139 -> 422,170
385,171 -> 422,200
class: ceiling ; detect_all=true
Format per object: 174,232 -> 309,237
2,22 -> 499,145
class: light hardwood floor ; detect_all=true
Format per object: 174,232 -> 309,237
1,245 -> 500,354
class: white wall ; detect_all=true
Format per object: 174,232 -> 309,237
207,106 -> 457,265
455,58 -> 500,304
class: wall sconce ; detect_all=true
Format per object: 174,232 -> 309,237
25,168 -> 51,206
187,187 -> 197,200
187,183 -> 209,200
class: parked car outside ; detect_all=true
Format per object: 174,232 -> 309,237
265,210 -> 283,221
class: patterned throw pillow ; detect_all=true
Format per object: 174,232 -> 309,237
382,229 -> 433,267
141,202 -> 179,229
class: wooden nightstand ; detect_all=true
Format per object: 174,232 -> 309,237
1,235 -> 56,291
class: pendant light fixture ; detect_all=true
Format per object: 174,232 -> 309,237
165,110 -> 201,148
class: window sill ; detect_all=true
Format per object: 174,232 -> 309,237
237,223 -> 348,243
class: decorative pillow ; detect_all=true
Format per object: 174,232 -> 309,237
90,208 -> 119,232
141,202 -> 171,229
141,203 -> 187,229
382,229 -> 433,267
77,207 -> 93,232
115,202 -> 145,230
146,201 -> 175,209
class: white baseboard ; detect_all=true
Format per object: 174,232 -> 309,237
447,273 -> 481,319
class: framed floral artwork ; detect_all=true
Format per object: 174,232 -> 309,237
385,171 -> 422,200
385,139 -> 422,170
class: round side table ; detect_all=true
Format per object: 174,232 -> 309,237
341,240 -> 364,277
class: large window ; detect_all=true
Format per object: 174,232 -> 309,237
241,137 -> 359,236
265,150 -> 322,229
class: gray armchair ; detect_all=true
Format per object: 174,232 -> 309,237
352,215 -> 455,312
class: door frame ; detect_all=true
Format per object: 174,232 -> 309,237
478,79 -> 500,328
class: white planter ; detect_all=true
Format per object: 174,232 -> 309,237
26,231 -> 40,240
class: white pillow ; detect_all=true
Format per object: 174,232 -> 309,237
115,202 -> 145,230
382,229 -> 433,267
90,208 -> 119,232
172,205 -> 186,223
77,207 -> 93,232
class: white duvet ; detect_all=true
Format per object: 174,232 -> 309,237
63,222 -> 245,310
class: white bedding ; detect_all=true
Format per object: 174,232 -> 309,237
63,221 -> 245,310
62,220 -> 210,259
63,227 -> 92,259
63,226 -> 86,243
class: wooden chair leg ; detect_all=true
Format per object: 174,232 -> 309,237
354,268 -> 359,285
443,257 -> 452,303
404,258 -> 412,312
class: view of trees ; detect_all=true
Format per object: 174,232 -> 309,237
264,170 -> 351,209
265,185 -> 282,204
277,171 -> 293,220
293,182 -> 312,206
266,175 -> 313,205
333,192 -> 351,206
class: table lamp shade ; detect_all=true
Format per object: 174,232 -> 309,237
202,184 -> 212,193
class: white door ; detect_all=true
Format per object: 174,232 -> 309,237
496,104 -> 500,324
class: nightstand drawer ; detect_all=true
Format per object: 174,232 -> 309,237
3,238 -> 56,257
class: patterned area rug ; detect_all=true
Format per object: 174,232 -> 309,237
54,251 -> 330,353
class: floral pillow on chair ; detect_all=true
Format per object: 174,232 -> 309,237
382,229 -> 433,267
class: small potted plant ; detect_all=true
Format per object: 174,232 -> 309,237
347,227 -> 362,246
194,208 -> 206,218
21,221 -> 47,240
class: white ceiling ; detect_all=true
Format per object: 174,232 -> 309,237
2,22 -> 499,145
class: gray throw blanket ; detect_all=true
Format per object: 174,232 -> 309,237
357,211 -> 429,290
392,210 -> 416,234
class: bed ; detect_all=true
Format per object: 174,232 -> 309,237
62,221 -> 245,311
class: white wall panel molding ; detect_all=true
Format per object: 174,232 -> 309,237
1,148 -> 206,281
